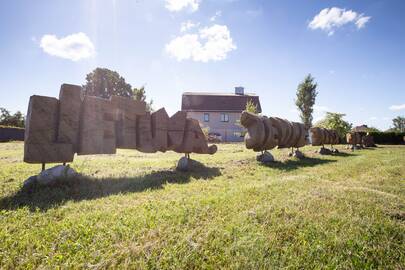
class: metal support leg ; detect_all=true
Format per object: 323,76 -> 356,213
41,163 -> 45,172
63,162 -> 66,166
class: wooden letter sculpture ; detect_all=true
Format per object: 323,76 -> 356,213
240,111 -> 307,152
24,84 -> 217,164
362,134 -> 375,147
310,127 -> 340,146
346,132 -> 362,147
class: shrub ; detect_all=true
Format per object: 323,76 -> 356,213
0,126 -> 25,142
368,132 -> 405,144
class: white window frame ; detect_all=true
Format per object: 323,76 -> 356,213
203,113 -> 209,122
220,113 -> 229,122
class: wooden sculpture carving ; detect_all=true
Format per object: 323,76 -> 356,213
24,84 -> 217,164
240,111 -> 307,151
346,132 -> 362,146
310,127 -> 340,146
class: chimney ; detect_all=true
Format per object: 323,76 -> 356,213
235,86 -> 244,95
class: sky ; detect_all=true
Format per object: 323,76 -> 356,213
0,0 -> 404,130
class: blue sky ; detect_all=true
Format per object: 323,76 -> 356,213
0,0 -> 404,130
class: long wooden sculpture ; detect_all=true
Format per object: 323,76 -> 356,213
240,111 -> 306,152
24,84 -> 217,164
310,127 -> 340,146
346,132 -> 362,146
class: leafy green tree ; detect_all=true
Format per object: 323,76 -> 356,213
132,86 -> 154,112
83,68 -> 133,99
392,116 -> 405,132
295,74 -> 318,128
315,112 -> 352,139
365,126 -> 381,133
245,99 -> 258,114
0,107 -> 25,127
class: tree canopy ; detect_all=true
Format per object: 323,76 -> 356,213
391,116 -> 405,132
315,112 -> 352,138
245,99 -> 258,114
132,86 -> 153,112
0,107 -> 25,128
365,126 -> 381,133
83,68 -> 133,99
295,74 -> 318,128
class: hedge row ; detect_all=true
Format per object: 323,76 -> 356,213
368,132 -> 405,144
0,126 -> 25,142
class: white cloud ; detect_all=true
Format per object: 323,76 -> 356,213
180,21 -> 199,32
210,10 -> 222,22
165,24 -> 236,62
355,16 -> 371,29
389,103 -> 405,111
40,32 -> 95,61
165,0 -> 200,12
309,7 -> 371,35
369,116 -> 378,120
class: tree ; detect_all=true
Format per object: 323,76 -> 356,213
0,107 -> 25,127
132,86 -> 154,112
83,68 -> 133,99
315,112 -> 352,139
365,126 -> 381,133
392,116 -> 405,132
245,99 -> 258,114
295,74 -> 318,128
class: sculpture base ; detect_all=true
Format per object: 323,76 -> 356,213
318,147 -> 333,155
256,151 -> 274,163
23,165 -> 77,189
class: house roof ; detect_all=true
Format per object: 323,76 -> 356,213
353,125 -> 369,132
181,92 -> 262,113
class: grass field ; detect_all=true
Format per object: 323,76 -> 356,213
0,142 -> 404,269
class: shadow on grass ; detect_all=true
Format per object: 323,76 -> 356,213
260,156 -> 337,171
0,160 -> 221,212
331,151 -> 357,157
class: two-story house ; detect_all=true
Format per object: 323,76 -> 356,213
181,87 -> 262,142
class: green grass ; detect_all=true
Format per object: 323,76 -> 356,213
0,142 -> 404,269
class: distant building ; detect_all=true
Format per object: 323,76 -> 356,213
181,87 -> 261,142
353,125 -> 369,133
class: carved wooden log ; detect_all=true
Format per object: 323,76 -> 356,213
175,119 -> 217,154
262,116 -> 278,150
77,95 -> 116,155
277,118 -> 293,148
167,111 -> 187,150
240,111 -> 265,150
310,127 -> 323,146
151,108 -> 169,152
240,111 -> 307,152
310,127 -> 340,146
294,123 -> 307,148
24,95 -> 74,163
23,84 -> 217,164
346,132 -> 362,145
111,95 -> 146,149
362,134 -> 375,147
57,84 -> 83,152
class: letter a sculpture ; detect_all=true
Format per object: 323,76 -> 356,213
24,84 -> 217,166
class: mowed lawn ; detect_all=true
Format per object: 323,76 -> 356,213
0,142 -> 404,269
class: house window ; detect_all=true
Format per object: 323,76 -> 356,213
220,113 -> 229,122
204,113 -> 209,122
